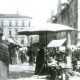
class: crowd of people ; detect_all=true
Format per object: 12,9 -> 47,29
34,44 -> 80,80
8,43 -> 80,80
35,44 -> 69,75
72,48 -> 80,72
8,43 -> 36,65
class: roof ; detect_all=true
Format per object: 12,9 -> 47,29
0,14 -> 32,19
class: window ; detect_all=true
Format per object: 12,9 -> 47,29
74,3 -> 77,13
1,21 -> 3,26
61,32 -> 66,37
9,21 -> 12,26
28,21 -> 30,26
74,23 -> 76,29
22,21 -> 24,26
71,8 -> 72,13
67,11 -> 68,19
15,20 -> 18,26
21,39 -> 24,44
57,33 -> 60,39
54,35 -> 56,39
15,29 -> 18,35
9,30 -> 12,36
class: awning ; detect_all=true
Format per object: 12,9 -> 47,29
7,37 -> 20,46
47,39 -> 66,47
76,43 -> 80,47
7,38 -> 17,44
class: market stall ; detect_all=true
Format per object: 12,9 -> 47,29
18,23 -> 76,79
7,37 -> 21,64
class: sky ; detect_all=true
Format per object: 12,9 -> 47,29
0,0 -> 58,25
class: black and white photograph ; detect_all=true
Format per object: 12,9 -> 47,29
0,0 -> 80,80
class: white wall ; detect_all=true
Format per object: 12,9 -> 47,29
2,17 -> 32,47
0,18 -> 31,27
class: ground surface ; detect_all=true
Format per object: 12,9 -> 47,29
7,62 -> 80,80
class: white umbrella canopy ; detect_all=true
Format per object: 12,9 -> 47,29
18,23 -> 76,35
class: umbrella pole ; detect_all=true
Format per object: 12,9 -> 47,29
45,31 -> 47,53
27,35 -> 29,46
45,31 -> 48,68
31,36 -> 32,46
46,32 -> 47,51
66,31 -> 72,68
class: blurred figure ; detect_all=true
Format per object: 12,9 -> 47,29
27,46 -> 35,65
24,49 -> 27,62
20,50 -> 25,63
72,57 -> 77,71
16,47 -> 21,64
35,44 -> 48,75
8,43 -> 13,64
11,48 -> 17,64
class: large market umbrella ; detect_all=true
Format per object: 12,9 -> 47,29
18,23 -> 76,47
18,23 -> 76,35
18,23 -> 76,68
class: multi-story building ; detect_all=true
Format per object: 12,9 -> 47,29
40,0 -> 78,46
0,13 -> 32,48
51,0 -> 78,45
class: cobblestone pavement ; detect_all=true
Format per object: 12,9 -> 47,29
7,62 -> 80,80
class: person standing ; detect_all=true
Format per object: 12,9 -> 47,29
35,44 -> 48,75
11,48 -> 17,64
72,57 -> 77,71
27,46 -> 35,65
20,50 -> 25,63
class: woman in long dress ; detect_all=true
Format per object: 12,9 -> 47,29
35,44 -> 47,75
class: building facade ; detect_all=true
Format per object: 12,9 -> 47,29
77,0 -> 80,43
51,0 -> 78,45
0,13 -> 32,48
39,0 -> 78,46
